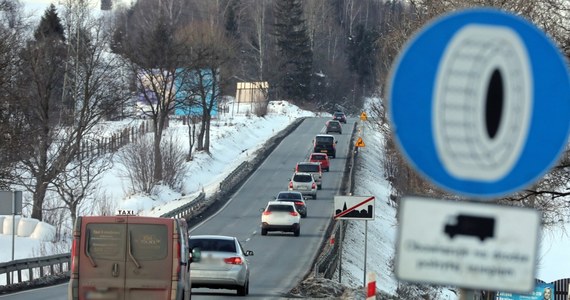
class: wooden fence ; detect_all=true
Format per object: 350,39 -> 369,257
79,120 -> 152,159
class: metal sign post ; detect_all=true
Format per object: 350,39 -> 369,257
0,190 -> 22,284
338,219 -> 343,284
363,220 -> 368,288
12,191 -> 15,262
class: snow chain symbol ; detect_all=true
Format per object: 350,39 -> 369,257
433,25 -> 532,181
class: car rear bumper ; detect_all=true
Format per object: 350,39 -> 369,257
261,223 -> 299,232
290,189 -> 316,197
191,268 -> 245,288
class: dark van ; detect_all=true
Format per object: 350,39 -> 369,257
313,134 -> 337,158
68,211 -> 201,300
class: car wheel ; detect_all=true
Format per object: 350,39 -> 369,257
313,194 -> 317,200
261,228 -> 267,236
294,228 -> 300,237
317,184 -> 322,190
237,278 -> 248,296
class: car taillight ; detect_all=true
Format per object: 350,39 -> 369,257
224,257 -> 243,265
71,237 -> 79,276
312,182 -> 316,189
294,201 -> 304,206
290,211 -> 299,216
289,181 -> 293,189
263,211 -> 271,215
176,239 -> 181,275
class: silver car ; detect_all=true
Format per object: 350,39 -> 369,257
288,172 -> 317,199
189,235 -> 254,296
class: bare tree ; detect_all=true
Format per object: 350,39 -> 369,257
114,0 -> 195,183
176,21 -> 236,153
240,0 -> 271,80
186,115 -> 200,160
0,0 -> 26,189
12,0 -> 130,221
118,133 -> 188,194
51,150 -> 113,227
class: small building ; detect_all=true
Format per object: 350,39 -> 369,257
233,82 -> 269,115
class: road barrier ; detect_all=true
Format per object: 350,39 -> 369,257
0,253 -> 70,292
313,121 -> 359,279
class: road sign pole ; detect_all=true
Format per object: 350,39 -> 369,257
338,219 -> 343,284
11,191 -> 15,261
10,191 -> 15,284
363,220 -> 368,287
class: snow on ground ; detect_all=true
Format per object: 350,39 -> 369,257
0,99 -> 569,299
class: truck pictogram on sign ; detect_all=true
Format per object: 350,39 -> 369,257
444,214 -> 495,242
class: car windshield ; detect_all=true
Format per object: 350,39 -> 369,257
267,204 -> 294,212
189,238 -> 236,253
315,136 -> 334,144
335,113 -> 344,117
277,192 -> 302,200
297,164 -> 319,172
293,174 -> 312,182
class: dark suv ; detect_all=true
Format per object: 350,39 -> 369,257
313,134 -> 337,158
275,191 -> 307,217
333,111 -> 347,123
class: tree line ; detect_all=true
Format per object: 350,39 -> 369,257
0,0 -> 569,230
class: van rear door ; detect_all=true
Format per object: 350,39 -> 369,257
79,218 -> 128,300
124,217 -> 173,300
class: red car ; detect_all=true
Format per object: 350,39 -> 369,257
309,152 -> 330,172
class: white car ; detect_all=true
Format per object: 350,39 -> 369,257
188,235 -> 253,296
261,201 -> 301,236
288,172 -> 318,199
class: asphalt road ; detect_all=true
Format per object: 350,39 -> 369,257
189,117 -> 354,299
1,117 -> 355,300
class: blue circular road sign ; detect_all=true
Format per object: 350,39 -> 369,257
387,8 -> 570,199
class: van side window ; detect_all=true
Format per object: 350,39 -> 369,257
87,224 -> 126,260
130,224 -> 168,260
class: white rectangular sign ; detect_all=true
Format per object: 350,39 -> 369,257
334,196 -> 375,220
395,196 -> 540,293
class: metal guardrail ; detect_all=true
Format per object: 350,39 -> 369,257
160,192 -> 207,218
312,121 -> 359,279
0,253 -> 70,290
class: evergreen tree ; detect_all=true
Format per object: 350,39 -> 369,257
34,4 -> 65,42
224,0 -> 239,39
273,0 -> 313,103
346,23 -> 378,93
